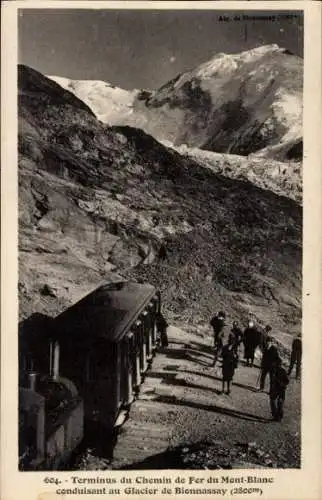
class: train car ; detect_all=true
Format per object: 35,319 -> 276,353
52,281 -> 160,428
19,372 -> 83,470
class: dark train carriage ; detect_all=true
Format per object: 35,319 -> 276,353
52,281 -> 160,428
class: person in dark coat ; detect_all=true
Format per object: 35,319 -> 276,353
156,312 -> 169,347
210,311 -> 226,345
210,311 -> 226,367
221,334 -> 238,395
259,336 -> 279,391
243,320 -> 261,367
288,333 -> 302,379
269,356 -> 289,421
231,321 -> 243,352
260,324 -> 272,352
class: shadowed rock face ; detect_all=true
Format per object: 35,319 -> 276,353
19,65 -> 96,117
286,140 -> 302,160
48,45 -> 303,159
18,64 -> 302,342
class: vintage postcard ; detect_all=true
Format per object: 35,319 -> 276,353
1,1 -> 322,499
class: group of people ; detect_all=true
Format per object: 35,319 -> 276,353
210,311 -> 302,421
155,309 -> 301,422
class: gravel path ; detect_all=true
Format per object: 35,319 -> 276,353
78,325 -> 300,470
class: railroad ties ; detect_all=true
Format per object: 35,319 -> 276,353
111,325 -> 212,469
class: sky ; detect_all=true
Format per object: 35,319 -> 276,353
19,9 -> 303,90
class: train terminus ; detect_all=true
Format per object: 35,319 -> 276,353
53,281 -> 160,427
19,280 -> 161,470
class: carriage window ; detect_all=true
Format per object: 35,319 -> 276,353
135,319 -> 143,338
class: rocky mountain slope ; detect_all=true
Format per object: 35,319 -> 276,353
19,64 -> 302,344
49,44 -> 303,160
173,145 -> 302,204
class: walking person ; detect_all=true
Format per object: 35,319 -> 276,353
260,324 -> 272,352
259,336 -> 279,391
231,321 -> 243,350
210,311 -> 226,367
221,334 -> 238,395
269,356 -> 289,421
288,333 -> 302,379
243,320 -> 261,367
156,312 -> 169,347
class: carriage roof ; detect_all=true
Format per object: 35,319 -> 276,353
53,281 -> 157,343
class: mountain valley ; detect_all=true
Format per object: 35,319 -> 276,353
19,61 -> 302,347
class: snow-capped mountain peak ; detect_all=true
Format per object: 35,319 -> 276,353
196,44 -> 282,79
48,75 -> 139,124
48,44 -> 302,160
